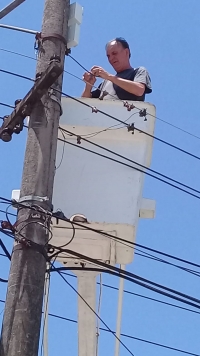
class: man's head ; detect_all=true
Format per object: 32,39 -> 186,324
106,37 -> 131,73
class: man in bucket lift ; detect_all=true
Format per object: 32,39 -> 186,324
81,37 -> 152,101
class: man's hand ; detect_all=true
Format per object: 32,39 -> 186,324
83,71 -> 96,87
91,66 -> 111,80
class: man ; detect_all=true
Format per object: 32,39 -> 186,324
81,37 -> 152,101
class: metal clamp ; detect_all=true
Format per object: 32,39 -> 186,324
18,195 -> 49,204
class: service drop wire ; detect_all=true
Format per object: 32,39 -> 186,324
59,127 -> 200,195
1,66 -> 200,162
50,262 -> 135,356
0,195 -> 200,270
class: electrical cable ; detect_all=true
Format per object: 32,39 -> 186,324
49,252 -> 200,307
1,195 -> 199,270
0,294 -> 197,356
50,266 -> 200,356
57,89 -> 200,162
0,102 -> 15,109
0,239 -> 11,260
0,277 -> 8,283
58,136 -> 200,201
0,69 -> 34,83
51,262 -> 135,356
134,250 -> 200,277
1,46 -> 200,144
49,210 -> 200,270
1,66 -> 200,163
58,270 -> 200,315
56,128 -> 66,170
59,127 -> 200,195
68,53 -> 200,141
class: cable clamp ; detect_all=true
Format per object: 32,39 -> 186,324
18,195 -> 53,211
127,123 -> 135,134
139,108 -> 147,121
18,195 -> 49,204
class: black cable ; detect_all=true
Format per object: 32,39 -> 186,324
49,312 -> 200,356
59,127 -> 200,195
59,270 -> 200,315
51,263 -> 135,356
1,47 -> 200,142
50,210 -> 200,270
1,196 -> 200,271
0,69 -> 34,83
2,63 -> 200,162
52,265 -> 200,310
1,196 -> 200,282
58,136 -> 200,201
51,267 -> 200,356
0,294 -> 197,356
49,252 -> 200,308
47,310 -> 200,356
68,54 -> 94,76
0,102 -> 15,109
134,250 -> 200,277
58,89 -> 200,162
55,221 -> 75,248
0,277 -> 8,283
0,208 -> 16,217
0,239 -> 11,260
68,53 -> 200,142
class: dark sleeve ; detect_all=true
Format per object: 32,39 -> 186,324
91,83 -> 102,98
134,67 -> 152,94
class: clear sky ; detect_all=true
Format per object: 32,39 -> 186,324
1,0 -> 200,355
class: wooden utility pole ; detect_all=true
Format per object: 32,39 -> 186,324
0,0 -> 69,355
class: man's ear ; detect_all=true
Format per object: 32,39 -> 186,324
125,48 -> 131,58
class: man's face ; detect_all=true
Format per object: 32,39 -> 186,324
106,41 -> 130,72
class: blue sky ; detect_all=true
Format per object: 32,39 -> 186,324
1,0 -> 200,355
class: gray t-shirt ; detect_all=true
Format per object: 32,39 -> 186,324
91,67 -> 152,101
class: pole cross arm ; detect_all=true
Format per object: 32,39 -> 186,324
0,0 -> 25,19
0,58 -> 63,142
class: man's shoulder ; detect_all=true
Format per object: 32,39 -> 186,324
134,66 -> 148,74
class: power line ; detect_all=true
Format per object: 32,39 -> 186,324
51,263 -> 135,356
58,136 -> 200,201
59,270 -> 200,315
134,250 -> 200,277
0,102 -> 15,109
1,203 -> 200,313
68,53 -> 200,142
59,89 -> 200,162
51,267 -> 200,356
0,295 -> 198,356
59,127 -> 200,195
0,196 -> 199,270
49,254 -> 200,309
1,67 -> 200,163
1,46 -> 200,144
0,239 -> 11,260
0,69 -> 34,83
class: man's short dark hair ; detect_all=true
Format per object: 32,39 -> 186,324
106,37 -> 131,58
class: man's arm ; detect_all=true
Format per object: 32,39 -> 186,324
90,66 -> 145,97
108,75 -> 145,96
82,85 -> 92,98
81,71 -> 96,98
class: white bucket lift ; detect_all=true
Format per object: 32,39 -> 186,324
12,98 -> 156,356
51,98 -> 156,356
